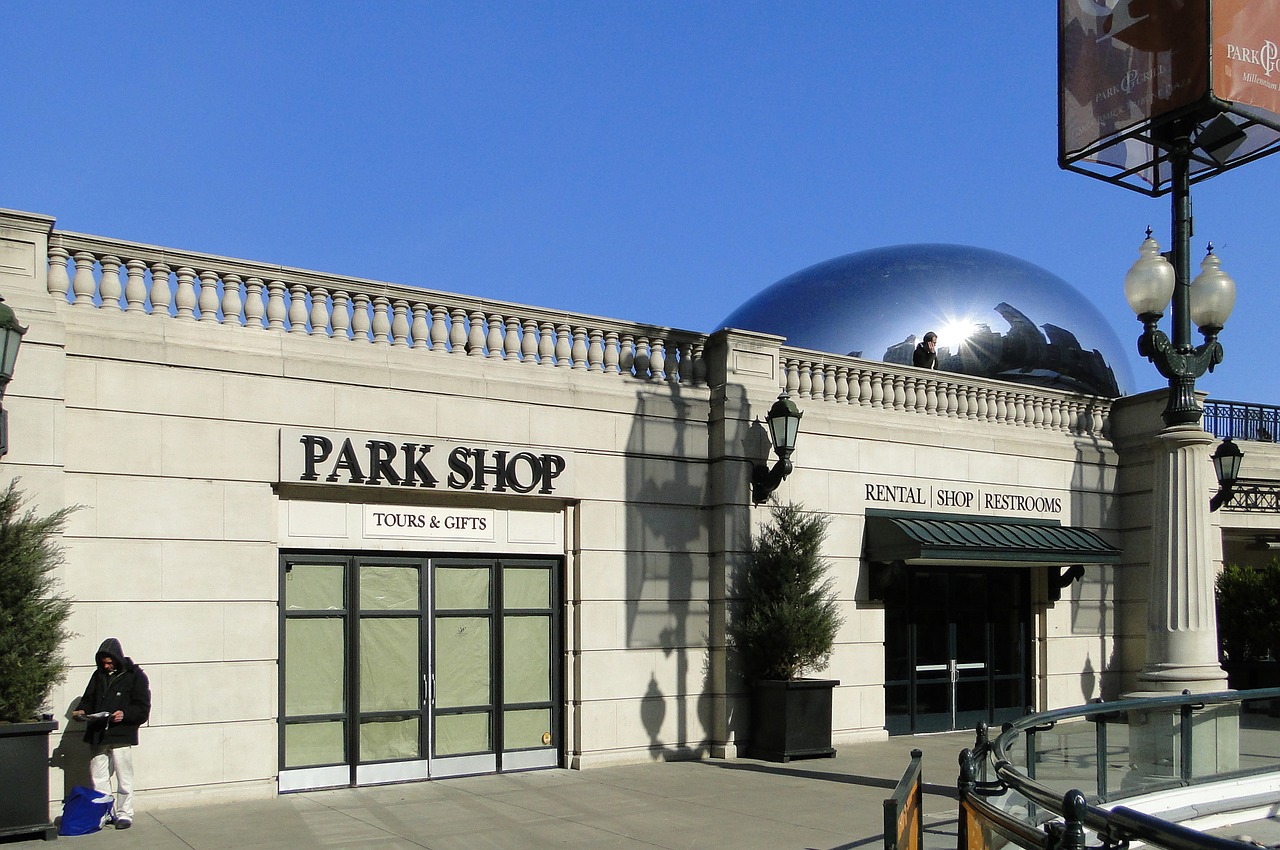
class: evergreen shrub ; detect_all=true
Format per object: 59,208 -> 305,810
1216,560 -> 1280,663
728,501 -> 843,681
0,481 -> 75,722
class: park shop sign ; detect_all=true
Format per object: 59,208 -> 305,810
279,429 -> 572,497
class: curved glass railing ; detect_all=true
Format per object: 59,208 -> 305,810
957,688 -> 1280,850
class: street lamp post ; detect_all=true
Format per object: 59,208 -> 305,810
1122,138 -> 1236,694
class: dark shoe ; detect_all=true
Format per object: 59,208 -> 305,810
115,819 -> 132,830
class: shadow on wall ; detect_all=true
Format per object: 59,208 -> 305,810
625,385 -> 714,760
48,699 -> 94,796
1070,435 -> 1123,702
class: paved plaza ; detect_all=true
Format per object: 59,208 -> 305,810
51,732 -> 970,850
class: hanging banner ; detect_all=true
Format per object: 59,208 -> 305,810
1213,0 -> 1280,117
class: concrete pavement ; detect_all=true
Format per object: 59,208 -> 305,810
65,732 -> 971,850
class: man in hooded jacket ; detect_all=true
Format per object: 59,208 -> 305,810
72,638 -> 151,829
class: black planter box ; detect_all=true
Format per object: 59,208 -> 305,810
748,678 -> 838,762
0,719 -> 58,841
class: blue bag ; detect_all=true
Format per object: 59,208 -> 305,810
59,785 -> 114,836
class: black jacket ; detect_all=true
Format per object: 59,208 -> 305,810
76,638 -> 151,747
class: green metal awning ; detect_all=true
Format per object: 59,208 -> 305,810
864,513 -> 1121,566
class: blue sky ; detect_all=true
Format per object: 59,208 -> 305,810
2,2 -> 1277,403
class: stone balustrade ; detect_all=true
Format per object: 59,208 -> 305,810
44,229 -> 1113,437
779,350 -> 1111,438
46,231 -> 707,384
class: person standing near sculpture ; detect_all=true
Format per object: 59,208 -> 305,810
912,331 -> 938,369
71,638 -> 151,830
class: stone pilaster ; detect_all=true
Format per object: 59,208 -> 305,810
1135,423 -> 1228,693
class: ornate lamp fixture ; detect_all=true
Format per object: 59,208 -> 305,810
1124,230 -> 1236,426
751,392 -> 802,504
0,295 -> 26,459
1209,437 -> 1244,512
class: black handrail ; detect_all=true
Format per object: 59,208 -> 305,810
1204,400 -> 1279,442
883,748 -> 923,850
957,687 -> 1280,850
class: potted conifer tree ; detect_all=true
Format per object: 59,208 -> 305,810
0,481 -> 74,841
728,501 -> 843,762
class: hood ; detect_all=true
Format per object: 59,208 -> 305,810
95,637 -> 125,671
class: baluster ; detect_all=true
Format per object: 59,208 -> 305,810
264,280 -> 288,330
47,245 -> 71,298
390,299 -> 410,346
485,313 -> 504,358
647,335 -> 663,378
220,274 -> 243,326
556,325 -> 573,369
892,375 -> 906,411
673,341 -> 691,384
899,375 -> 916,411
175,267 -> 198,320
540,321 -> 558,366
350,293 -> 371,341
950,385 -> 964,419
856,367 -> 871,406
604,331 -> 620,374
243,278 -> 265,328
823,365 -> 837,401
572,327 -> 590,370
785,358 -> 800,396
71,252 -> 97,307
504,317 -> 521,360
430,306 -> 449,352
798,363 -> 813,399
197,270 -> 221,322
522,319 -> 540,364
124,260 -> 148,313
311,288 -> 334,337
150,263 -> 174,317
835,367 -> 849,403
618,334 -> 635,375
98,255 -> 122,310
411,302 -> 430,349
588,330 -> 605,372
288,284 -> 310,333
331,292 -> 351,340
870,372 -> 885,408
449,308 -> 468,354
972,389 -> 993,422
632,336 -> 650,378
465,310 -> 486,355
371,296 -> 392,344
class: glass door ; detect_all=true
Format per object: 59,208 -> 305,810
431,558 -> 561,777
884,567 -> 1029,734
354,560 -> 427,784
281,553 -> 561,789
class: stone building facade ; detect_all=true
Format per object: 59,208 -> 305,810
2,207 -> 1276,810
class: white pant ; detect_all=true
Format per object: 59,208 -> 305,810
89,745 -> 135,821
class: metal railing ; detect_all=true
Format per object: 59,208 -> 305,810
1204,400 -> 1280,442
957,688 -> 1280,850
883,748 -> 924,850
